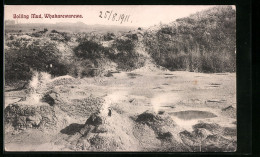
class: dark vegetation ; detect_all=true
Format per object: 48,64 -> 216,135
72,40 -> 111,77
31,28 -> 48,37
74,40 -> 110,60
73,37 -> 145,74
144,6 -> 236,73
49,30 -> 71,42
111,38 -> 145,70
5,6 -> 235,84
103,32 -> 115,41
5,40 -> 69,82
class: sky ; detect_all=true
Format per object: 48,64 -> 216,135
5,5 -> 234,27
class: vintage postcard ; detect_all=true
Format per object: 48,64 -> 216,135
4,5 -> 236,152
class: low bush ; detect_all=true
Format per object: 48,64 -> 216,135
103,32 -> 115,41
111,38 -> 145,71
49,30 -> 71,42
73,37 -> 145,75
5,41 -> 69,82
74,40 -> 110,60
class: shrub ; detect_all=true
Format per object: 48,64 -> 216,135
9,35 -> 14,40
125,34 -> 138,40
43,28 -> 48,33
73,38 -> 145,74
103,32 -> 115,41
5,50 -> 33,82
31,28 -> 49,37
111,38 -> 145,71
5,41 -> 69,82
51,30 -> 59,33
113,38 -> 135,52
74,40 -> 110,60
49,30 -> 71,42
6,38 -> 27,49
31,32 -> 43,37
73,39 -> 124,77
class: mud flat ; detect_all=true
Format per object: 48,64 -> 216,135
4,71 -> 236,152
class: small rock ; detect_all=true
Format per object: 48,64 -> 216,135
158,111 -> 165,115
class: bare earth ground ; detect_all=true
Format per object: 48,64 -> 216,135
4,69 -> 236,152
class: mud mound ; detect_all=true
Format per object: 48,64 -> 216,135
134,110 -> 184,151
58,95 -> 104,118
192,122 -> 222,134
4,103 -> 57,131
221,105 -> 236,118
223,127 -> 237,137
179,122 -> 236,152
134,111 -> 192,152
57,111 -> 141,151
41,91 -> 63,106
136,111 -> 161,123
202,134 -> 236,152
133,123 -> 161,149
135,110 -> 176,127
48,75 -> 77,86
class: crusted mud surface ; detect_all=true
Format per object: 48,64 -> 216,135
4,70 -> 236,152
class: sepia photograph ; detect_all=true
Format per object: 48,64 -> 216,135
4,5 -> 236,152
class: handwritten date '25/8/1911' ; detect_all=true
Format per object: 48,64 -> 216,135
99,11 -> 131,24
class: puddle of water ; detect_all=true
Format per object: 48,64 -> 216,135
209,85 -> 220,87
171,90 -> 183,92
215,73 -> 228,75
169,110 -> 218,131
207,99 -> 226,103
153,87 -> 163,89
162,83 -> 169,85
161,105 -> 175,109
127,73 -> 142,79
169,110 -> 217,120
210,83 -> 221,86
